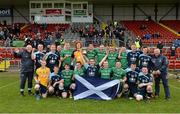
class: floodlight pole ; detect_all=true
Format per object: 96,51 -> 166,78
133,4 -> 136,20
154,4 -> 158,22
175,3 -> 179,20
112,4 -> 114,21
11,5 -> 14,24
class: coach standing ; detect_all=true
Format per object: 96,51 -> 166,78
151,48 -> 170,100
14,45 -> 34,96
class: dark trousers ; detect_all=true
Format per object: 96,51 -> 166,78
20,72 -> 34,92
154,74 -> 170,98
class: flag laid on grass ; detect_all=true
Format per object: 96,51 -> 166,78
73,75 -> 120,100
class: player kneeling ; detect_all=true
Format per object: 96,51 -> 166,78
124,63 -> 140,99
112,62 -> 126,98
34,60 -> 51,100
136,67 -> 153,101
48,66 -> 64,97
61,64 -> 76,98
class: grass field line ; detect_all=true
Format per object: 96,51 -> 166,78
0,81 -> 18,90
169,84 -> 180,90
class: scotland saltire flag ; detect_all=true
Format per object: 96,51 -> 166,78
73,75 -> 120,100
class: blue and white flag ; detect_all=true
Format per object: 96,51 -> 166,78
73,75 -> 120,100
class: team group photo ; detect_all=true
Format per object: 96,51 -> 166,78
0,0 -> 180,113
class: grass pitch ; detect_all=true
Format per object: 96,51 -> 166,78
0,72 -> 180,113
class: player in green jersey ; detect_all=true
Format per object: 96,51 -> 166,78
60,42 -> 74,69
73,61 -> 85,76
96,44 -> 106,64
112,62 -> 126,81
112,61 -> 127,97
99,60 -> 113,79
118,47 -> 128,69
107,46 -> 119,68
61,64 -> 75,98
86,44 -> 97,60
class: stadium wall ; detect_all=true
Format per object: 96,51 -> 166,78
0,6 -> 29,24
0,3 -> 180,24
94,4 -> 180,22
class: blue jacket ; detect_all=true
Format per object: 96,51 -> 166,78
151,55 -> 168,74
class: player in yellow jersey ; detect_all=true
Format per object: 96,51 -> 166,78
34,59 -> 50,100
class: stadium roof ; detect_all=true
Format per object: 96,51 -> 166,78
0,0 -> 179,6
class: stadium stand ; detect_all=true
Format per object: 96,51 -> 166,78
122,20 -> 179,45
160,20 -> 180,34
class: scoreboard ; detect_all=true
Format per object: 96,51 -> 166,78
29,0 -> 93,24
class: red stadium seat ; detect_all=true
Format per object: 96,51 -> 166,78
0,53 -> 6,58
169,56 -> 176,60
175,63 -> 180,69
169,60 -> 175,69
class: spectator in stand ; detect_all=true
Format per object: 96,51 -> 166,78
15,24 -> 20,36
55,31 -> 62,39
140,24 -> 147,30
152,32 -> 161,38
172,39 -> 180,48
4,36 -> 11,47
135,36 -> 142,49
170,44 -> 176,56
126,39 -> 132,50
32,36 -> 44,49
24,36 -> 32,46
3,27 -> 9,38
0,27 -> 4,40
44,35 -> 52,47
144,32 -> 152,40
11,24 -> 16,35
157,41 -> 164,53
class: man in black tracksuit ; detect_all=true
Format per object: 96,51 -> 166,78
151,48 -> 170,100
14,45 -> 34,96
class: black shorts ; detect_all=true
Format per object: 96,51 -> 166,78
63,84 -> 71,92
54,84 -> 60,92
128,84 -> 138,96
39,84 -> 48,94
138,86 -> 147,97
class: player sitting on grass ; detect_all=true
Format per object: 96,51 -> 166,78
136,67 -> 153,101
61,64 -> 75,98
34,59 -> 51,100
48,66 -> 64,97
112,61 -> 126,98
124,63 -> 140,100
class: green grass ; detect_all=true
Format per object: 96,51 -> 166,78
0,72 -> 180,113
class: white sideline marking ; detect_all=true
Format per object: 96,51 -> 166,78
169,84 -> 180,90
0,81 -> 18,90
